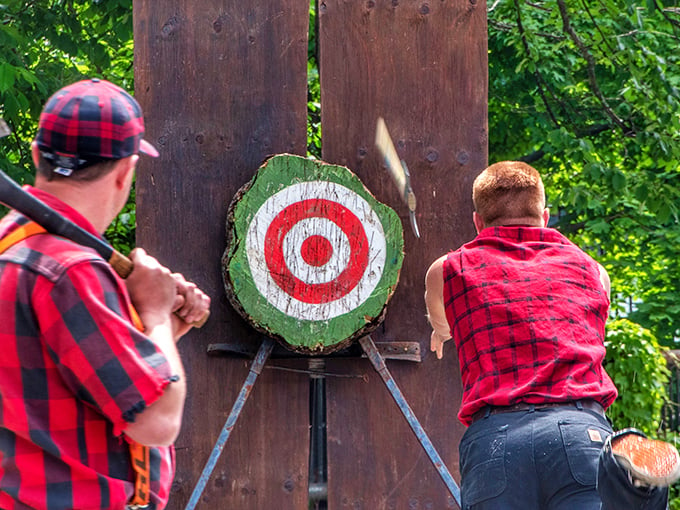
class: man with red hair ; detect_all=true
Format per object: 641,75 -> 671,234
425,160 -> 678,509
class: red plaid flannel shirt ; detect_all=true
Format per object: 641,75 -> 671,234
0,187 -> 176,509
443,226 -> 618,426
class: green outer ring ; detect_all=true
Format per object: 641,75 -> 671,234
223,154 -> 404,353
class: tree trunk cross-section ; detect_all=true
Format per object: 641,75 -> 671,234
223,153 -> 404,354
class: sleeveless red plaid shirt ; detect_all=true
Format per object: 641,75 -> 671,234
0,187 -> 176,509
442,226 -> 617,426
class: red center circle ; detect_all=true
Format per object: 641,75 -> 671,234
264,198 -> 369,304
300,235 -> 333,267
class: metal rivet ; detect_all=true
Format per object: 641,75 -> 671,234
161,17 -> 178,37
425,147 -> 439,163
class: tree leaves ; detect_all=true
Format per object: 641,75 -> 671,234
0,0 -> 136,241
604,318 -> 670,435
489,0 -> 680,346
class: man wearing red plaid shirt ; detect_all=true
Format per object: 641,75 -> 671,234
0,79 -> 210,509
425,161 -> 678,509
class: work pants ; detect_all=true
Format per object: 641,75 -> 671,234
458,405 -> 668,509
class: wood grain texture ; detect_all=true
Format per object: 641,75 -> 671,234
223,154 -> 404,354
319,0 -> 488,507
133,2 -> 311,509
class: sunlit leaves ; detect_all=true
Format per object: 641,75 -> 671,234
604,319 -> 670,434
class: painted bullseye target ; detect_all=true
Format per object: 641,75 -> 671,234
264,199 -> 367,302
251,189 -> 383,313
223,154 -> 404,354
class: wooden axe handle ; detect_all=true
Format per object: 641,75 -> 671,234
375,117 -> 408,201
0,169 -> 208,328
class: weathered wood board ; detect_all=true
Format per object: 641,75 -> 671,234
133,2 -> 311,509
319,0 -> 488,507
223,154 -> 404,354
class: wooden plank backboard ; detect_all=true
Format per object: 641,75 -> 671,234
319,1 -> 488,507
133,2 -> 311,509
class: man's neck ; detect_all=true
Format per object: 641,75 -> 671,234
490,218 -> 545,228
33,177 -> 117,234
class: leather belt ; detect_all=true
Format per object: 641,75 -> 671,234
471,399 -> 605,424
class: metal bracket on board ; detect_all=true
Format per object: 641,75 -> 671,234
207,339 -> 421,362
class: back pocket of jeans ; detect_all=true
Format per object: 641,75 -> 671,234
459,427 -> 507,504
559,421 -> 609,486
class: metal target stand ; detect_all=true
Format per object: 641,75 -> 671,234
185,154 -> 461,510
185,336 -> 461,510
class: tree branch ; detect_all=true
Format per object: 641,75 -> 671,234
488,18 -> 565,41
518,123 -> 614,163
556,0 -> 635,136
513,0 -> 560,127
579,0 -> 625,67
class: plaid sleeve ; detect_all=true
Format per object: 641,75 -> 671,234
33,257 -> 177,437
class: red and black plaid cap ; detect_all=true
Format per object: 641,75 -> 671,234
36,78 -> 159,173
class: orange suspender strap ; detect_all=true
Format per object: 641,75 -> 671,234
127,439 -> 151,509
127,305 -> 151,509
0,222 -> 47,253
0,222 -> 152,509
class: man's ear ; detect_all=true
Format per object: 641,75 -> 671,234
31,141 -> 41,168
113,155 -> 139,189
542,208 -> 550,227
473,211 -> 485,233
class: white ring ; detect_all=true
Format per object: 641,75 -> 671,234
282,218 -> 350,285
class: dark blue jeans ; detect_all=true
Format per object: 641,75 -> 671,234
458,405 -> 668,509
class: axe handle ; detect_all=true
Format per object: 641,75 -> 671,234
0,169 -> 207,328
108,249 -> 135,279
375,117 -> 408,199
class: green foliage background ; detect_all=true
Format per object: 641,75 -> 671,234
1,0 -> 680,500
604,318 -> 670,435
0,0 -> 136,251
488,1 -> 680,347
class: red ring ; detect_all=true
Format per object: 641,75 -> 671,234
264,199 -> 369,304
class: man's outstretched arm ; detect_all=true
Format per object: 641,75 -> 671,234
424,255 -> 452,359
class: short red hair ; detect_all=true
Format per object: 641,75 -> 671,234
472,161 -> 546,226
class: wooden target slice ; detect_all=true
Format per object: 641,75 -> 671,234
222,154 -> 404,354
